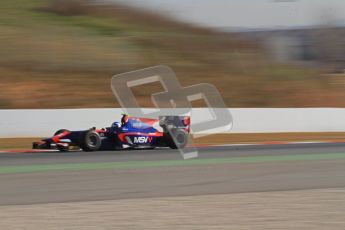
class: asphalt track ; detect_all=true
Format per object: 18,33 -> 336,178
0,143 -> 345,205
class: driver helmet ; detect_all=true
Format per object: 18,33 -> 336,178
111,122 -> 121,129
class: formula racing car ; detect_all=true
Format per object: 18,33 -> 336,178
33,115 -> 190,152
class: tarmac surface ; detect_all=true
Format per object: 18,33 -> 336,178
1,143 -> 345,205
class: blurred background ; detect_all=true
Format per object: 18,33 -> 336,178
1,0 -> 345,108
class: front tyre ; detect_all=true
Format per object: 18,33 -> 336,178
80,131 -> 101,152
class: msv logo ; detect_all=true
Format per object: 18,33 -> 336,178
133,136 -> 152,144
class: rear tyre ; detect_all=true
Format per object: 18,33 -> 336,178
54,129 -> 70,152
165,129 -> 188,149
79,130 -> 101,152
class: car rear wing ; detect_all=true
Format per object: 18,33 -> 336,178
159,116 -> 190,133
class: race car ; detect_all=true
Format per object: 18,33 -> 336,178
32,115 -> 190,152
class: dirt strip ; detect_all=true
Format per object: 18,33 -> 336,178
3,133 -> 345,150
0,188 -> 344,230
193,132 -> 345,146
